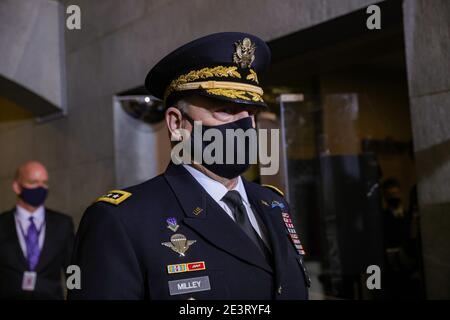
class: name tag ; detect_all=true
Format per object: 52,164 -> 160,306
168,276 -> 211,296
22,271 -> 37,291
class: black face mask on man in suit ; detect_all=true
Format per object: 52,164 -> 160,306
19,186 -> 48,207
184,115 -> 256,179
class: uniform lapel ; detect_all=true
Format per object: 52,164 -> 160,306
243,179 -> 289,290
164,163 -> 272,274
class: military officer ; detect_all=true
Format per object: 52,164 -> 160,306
68,32 -> 310,300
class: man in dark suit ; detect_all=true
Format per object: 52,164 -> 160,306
0,161 -> 74,299
69,32 -> 310,300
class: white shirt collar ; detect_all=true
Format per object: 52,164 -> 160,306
234,174 -> 251,206
15,204 -> 45,227
183,165 -> 250,205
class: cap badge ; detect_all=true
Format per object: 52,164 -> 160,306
233,37 -> 256,68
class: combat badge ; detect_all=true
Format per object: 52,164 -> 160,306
166,217 -> 179,232
162,234 -> 196,257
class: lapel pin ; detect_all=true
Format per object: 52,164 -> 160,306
162,233 -> 196,257
193,207 -> 203,216
166,217 -> 179,232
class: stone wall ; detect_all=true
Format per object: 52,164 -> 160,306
403,0 -> 450,299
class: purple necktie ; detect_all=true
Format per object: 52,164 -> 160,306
26,217 -> 40,270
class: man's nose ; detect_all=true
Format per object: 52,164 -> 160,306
233,110 -> 249,120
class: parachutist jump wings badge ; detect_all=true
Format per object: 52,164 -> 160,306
162,234 -> 196,257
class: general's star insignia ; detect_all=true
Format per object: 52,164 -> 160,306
95,190 -> 132,205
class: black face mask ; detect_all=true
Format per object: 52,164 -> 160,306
185,116 -> 256,179
20,186 -> 48,207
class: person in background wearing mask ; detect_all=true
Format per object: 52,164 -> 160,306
381,178 -> 418,299
0,161 -> 74,299
69,33 -> 310,300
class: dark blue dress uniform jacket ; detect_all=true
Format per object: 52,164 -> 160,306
68,163 -> 309,300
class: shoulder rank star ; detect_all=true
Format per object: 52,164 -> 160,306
95,190 -> 132,205
162,234 -> 196,257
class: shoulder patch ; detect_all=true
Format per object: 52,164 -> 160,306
96,190 -> 132,205
261,184 -> 285,197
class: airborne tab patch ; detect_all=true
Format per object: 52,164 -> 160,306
96,190 -> 132,205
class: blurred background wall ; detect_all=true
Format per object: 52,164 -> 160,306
403,0 -> 450,299
0,0 -> 449,298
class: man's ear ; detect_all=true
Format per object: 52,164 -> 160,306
166,106 -> 185,141
12,180 -> 21,195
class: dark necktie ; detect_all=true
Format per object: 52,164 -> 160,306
26,217 -> 40,270
222,190 -> 271,262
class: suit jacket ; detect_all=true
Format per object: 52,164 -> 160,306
0,208 -> 74,300
68,163 -> 310,300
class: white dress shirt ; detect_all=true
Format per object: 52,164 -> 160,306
15,205 -> 46,257
183,165 -> 269,247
